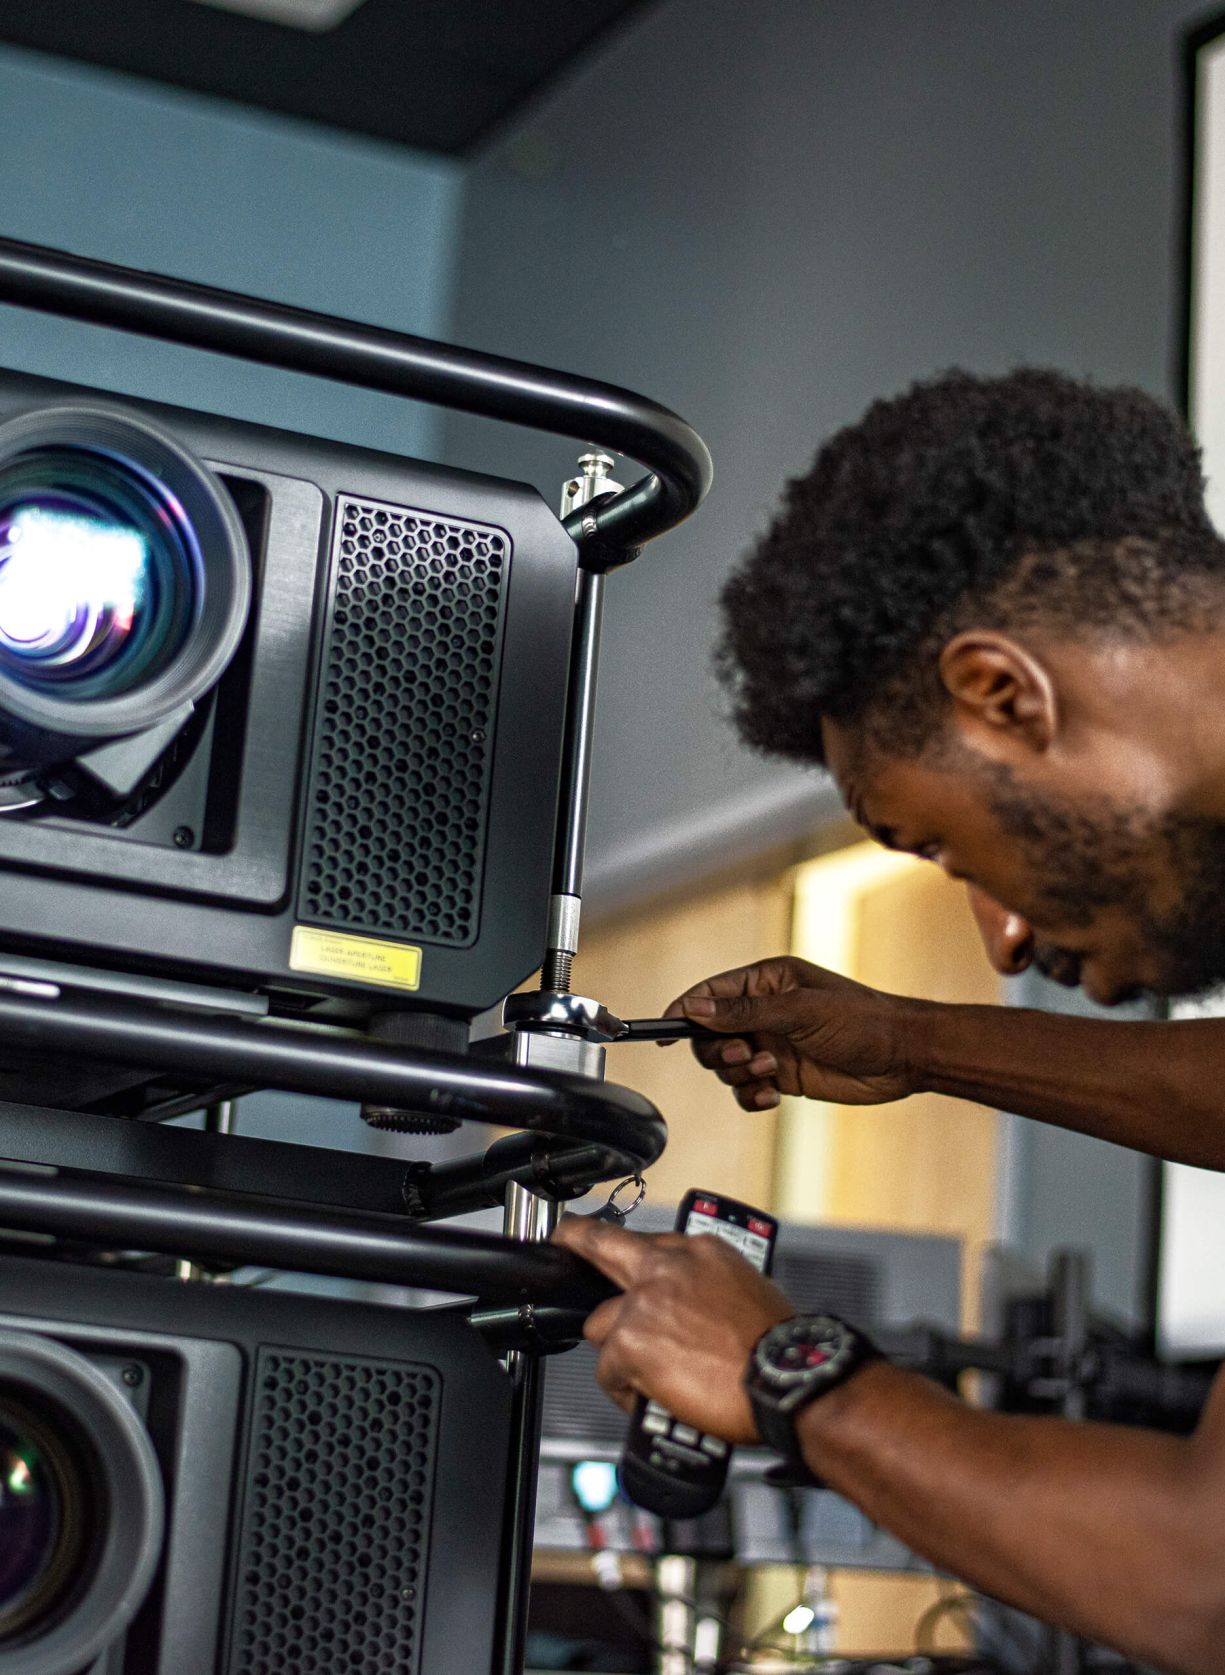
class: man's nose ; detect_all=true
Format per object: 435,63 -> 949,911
966,885 -> 1034,976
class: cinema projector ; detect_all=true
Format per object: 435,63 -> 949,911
0,370 -> 576,1117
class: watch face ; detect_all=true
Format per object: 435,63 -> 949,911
755,1315 -> 858,1390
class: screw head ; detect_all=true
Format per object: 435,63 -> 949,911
172,825 -> 194,849
470,729 -> 486,744
121,1364 -> 143,1387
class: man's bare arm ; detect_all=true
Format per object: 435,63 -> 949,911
914,1002 -> 1225,1168
796,1359 -> 1225,1675
668,956 -> 1225,1169
554,1216 -> 1225,1675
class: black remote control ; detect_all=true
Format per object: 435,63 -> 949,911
617,1188 -> 779,1519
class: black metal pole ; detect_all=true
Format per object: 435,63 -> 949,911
0,236 -> 712,570
495,1352 -> 548,1675
0,1168 -> 616,1310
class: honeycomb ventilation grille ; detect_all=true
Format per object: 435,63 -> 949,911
300,495 -> 510,946
227,1348 -> 440,1675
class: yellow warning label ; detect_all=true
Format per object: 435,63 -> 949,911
289,926 -> 422,992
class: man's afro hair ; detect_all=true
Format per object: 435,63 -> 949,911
717,368 -> 1225,764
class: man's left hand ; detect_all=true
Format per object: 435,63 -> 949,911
552,1214 -> 796,1445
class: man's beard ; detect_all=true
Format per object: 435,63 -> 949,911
981,765 -> 1225,1001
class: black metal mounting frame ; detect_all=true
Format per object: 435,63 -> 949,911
0,234 -> 687,1293
0,237 -> 710,1675
0,236 -> 713,573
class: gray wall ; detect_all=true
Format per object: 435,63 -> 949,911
444,0 -> 1208,1319
0,43 -> 460,455
445,0 -> 1205,915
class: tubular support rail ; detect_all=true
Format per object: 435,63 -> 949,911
0,1169 -> 617,1312
0,236 -> 713,570
0,986 -> 666,1182
0,1101 -> 623,1227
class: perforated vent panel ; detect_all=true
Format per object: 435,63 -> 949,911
227,1348 -> 440,1675
772,1250 -> 881,1329
299,495 -> 510,947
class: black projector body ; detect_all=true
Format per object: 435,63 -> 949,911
0,368 -> 575,1034
0,1250 -> 510,1675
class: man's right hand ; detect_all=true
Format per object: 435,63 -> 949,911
664,955 -> 924,1110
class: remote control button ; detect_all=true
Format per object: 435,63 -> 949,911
673,1424 -> 699,1445
646,1400 -> 669,1419
700,1436 -> 728,1458
685,1212 -> 719,1237
643,1413 -> 669,1436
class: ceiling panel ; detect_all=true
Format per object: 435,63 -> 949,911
0,0 -> 654,156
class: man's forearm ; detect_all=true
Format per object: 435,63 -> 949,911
798,1362 -> 1224,1674
907,1004 -> 1225,1168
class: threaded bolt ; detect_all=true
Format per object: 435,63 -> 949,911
541,950 -> 573,992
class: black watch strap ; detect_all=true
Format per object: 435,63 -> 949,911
751,1394 -> 823,1485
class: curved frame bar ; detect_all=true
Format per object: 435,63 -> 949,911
0,236 -> 713,570
0,986 -> 666,1179
0,1169 -> 617,1311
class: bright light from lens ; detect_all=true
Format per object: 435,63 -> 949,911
0,439 -> 194,703
0,506 -> 147,662
571,1460 -> 619,1514
782,1605 -> 815,1636
5,1452 -> 34,1498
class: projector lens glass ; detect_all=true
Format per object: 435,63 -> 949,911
0,446 -> 198,699
0,1399 -> 83,1639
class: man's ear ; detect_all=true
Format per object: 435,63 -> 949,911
938,631 -> 1057,755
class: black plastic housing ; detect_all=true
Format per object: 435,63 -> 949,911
0,1250 -> 512,1675
0,367 -> 577,1023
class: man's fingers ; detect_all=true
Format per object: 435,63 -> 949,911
553,1214 -> 656,1288
593,1329 -> 641,1412
680,988 -> 801,1037
581,1294 -> 625,1349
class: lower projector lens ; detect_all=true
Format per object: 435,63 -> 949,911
0,1335 -> 163,1675
0,1398 -> 87,1642
0,450 -> 193,700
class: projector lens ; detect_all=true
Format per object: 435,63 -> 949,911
0,1398 -> 87,1641
0,1336 -> 163,1675
0,406 -> 250,765
0,449 -> 195,699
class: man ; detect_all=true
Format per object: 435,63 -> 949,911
555,369 -> 1225,1675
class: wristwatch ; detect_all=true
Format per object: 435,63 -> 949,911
744,1314 -> 881,1483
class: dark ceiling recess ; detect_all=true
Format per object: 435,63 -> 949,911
0,0 -> 655,157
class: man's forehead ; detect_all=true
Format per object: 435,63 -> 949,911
822,715 -> 958,838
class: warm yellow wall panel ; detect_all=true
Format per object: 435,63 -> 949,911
573,876 -> 793,1209
778,844 -> 1000,1325
775,846 -> 918,1223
